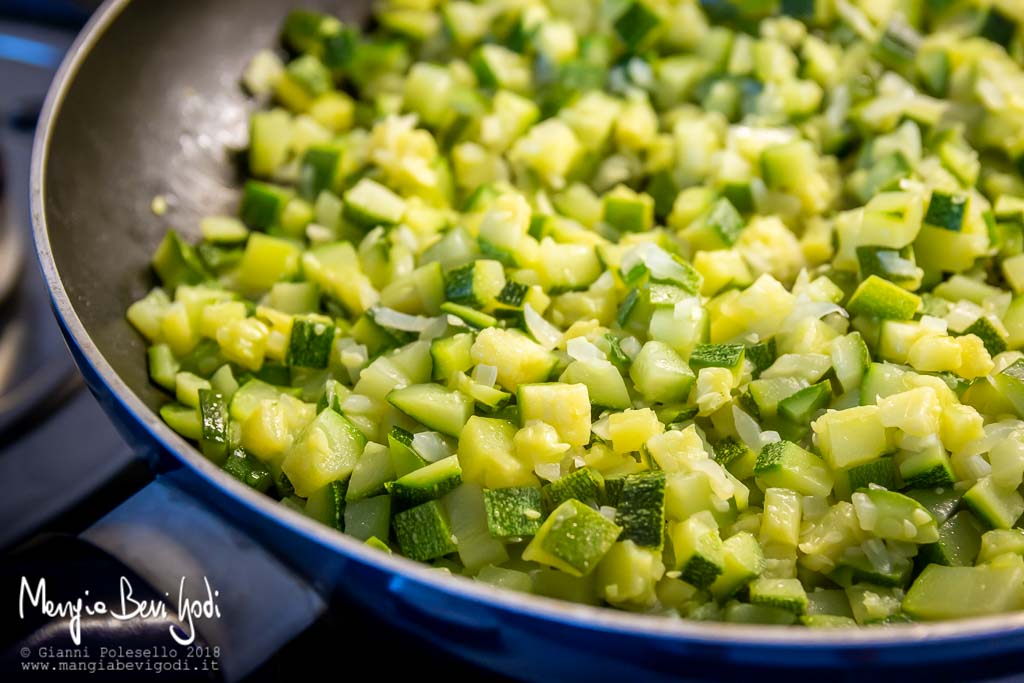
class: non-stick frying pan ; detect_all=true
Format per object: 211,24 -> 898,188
29,1 -> 1024,680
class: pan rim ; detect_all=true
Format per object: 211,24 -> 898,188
29,0 -> 1024,654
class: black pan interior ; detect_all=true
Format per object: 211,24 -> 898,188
42,0 -> 370,410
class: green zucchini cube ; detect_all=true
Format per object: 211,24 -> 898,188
444,259 -> 505,308
858,152 -> 911,202
522,499 -> 622,577
152,230 -> 211,289
343,178 -> 406,228
684,197 -> 744,251
835,455 -> 897,499
924,191 -> 968,232
897,445 -> 954,489
285,54 -> 332,97
709,531 -> 764,600
963,315 -> 1008,356
855,246 -> 922,288
483,486 -> 545,539
963,476 -> 1024,529
980,6 -> 1017,48
614,472 -> 667,549
846,275 -> 921,320
222,447 -> 273,493
745,338 -> 777,377
872,20 -> 919,71
298,145 -> 342,201
918,510 -> 984,567
667,513 -> 724,589
688,342 -> 745,374
748,577 -> 808,615
993,358 -> 1024,417
602,185 -> 655,232
777,381 -> 831,424
288,317 -> 336,369
629,341 -> 695,404
542,467 -> 605,511
305,478 -> 349,531
613,1 -> 663,49
754,440 -> 834,497
392,500 -> 458,561
386,455 -> 463,509
240,180 -> 292,229
712,436 -> 754,468
198,389 -> 230,464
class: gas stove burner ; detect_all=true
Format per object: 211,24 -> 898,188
0,161 -> 23,308
0,141 -> 78,438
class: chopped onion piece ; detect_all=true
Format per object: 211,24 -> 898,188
372,307 -> 436,332
535,462 -> 562,482
732,406 -> 762,451
620,336 -> 641,359
473,364 -> 498,387
524,304 -> 562,350
341,394 -> 374,414
412,431 -> 450,463
567,336 -> 606,361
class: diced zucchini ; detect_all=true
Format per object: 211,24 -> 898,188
152,231 -> 210,289
834,456 -> 897,500
483,486 -> 544,539
161,403 -> 202,440
386,455 -> 463,508
281,408 -> 366,497
709,531 -> 764,600
445,259 -> 506,309
614,472 -> 667,549
778,381 -> 830,424
306,479 -> 348,530
198,389 -> 230,464
471,328 -> 557,391
688,343 -> 745,375
903,563 -> 1024,620
240,180 -> 291,229
963,476 -> 1024,529
387,384 -> 474,437
748,577 -> 808,615
918,510 -> 984,567
343,178 -> 406,228
812,405 -> 887,471
754,440 -> 834,497
446,482 -> 509,570
543,468 -> 605,511
629,341 -> 695,404
522,499 -> 622,577
393,499 -> 458,561
458,416 -> 537,489
683,198 -> 744,251
978,529 -> 1024,564
847,275 -> 920,320
923,191 -> 968,232
614,1 -> 663,49
603,185 -> 654,233
852,488 -> 939,543
560,359 -> 631,410
345,495 -> 392,542
518,382 -> 592,447
222,447 -> 273,493
667,512 -> 724,589
287,316 -> 335,368
897,445 -> 954,489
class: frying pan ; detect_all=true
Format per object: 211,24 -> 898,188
29,1 -> 1024,680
